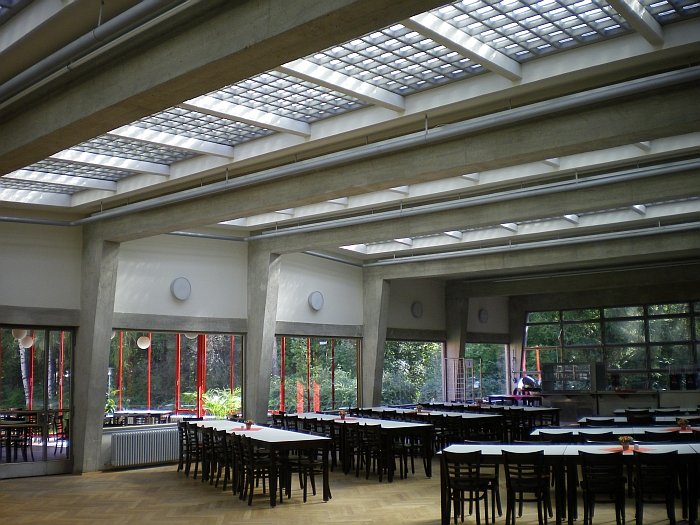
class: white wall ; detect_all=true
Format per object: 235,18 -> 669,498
114,235 -> 247,318
387,278 -> 445,330
467,296 -> 509,333
0,223 -> 81,309
277,253 -> 363,325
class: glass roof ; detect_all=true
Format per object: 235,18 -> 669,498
1,0 -> 699,204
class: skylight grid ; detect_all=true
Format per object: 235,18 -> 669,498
27,159 -> 131,181
211,71 -> 367,123
135,108 -> 273,146
72,135 -> 194,165
305,23 -> 481,95
0,179 -> 81,194
638,0 -> 700,22
435,0 -> 630,61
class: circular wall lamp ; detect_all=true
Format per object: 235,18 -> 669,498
308,291 -> 324,311
170,277 -> 191,301
410,301 -> 424,319
184,333 -> 199,340
11,328 -> 27,339
137,336 -> 151,349
19,335 -> 34,348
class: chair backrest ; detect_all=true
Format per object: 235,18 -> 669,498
625,413 -> 654,425
442,450 -> 482,489
284,414 -> 299,431
579,450 -> 625,490
580,431 -> 615,442
633,450 -> 679,497
502,450 -> 549,492
583,417 -> 615,427
538,430 -> 579,443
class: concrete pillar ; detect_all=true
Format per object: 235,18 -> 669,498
72,227 -> 120,473
445,284 -> 468,361
245,244 -> 280,423
360,273 -> 390,407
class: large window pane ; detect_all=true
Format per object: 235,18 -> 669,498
178,335 -> 198,411
649,344 -> 691,368
464,343 -> 506,397
562,322 -> 601,346
381,340 -> 443,405
604,319 -> 645,344
606,346 -> 646,369
525,323 -> 560,347
562,308 -> 599,321
648,303 -> 688,315
561,347 -> 602,365
648,317 -> 690,342
527,311 -> 559,323
604,306 -> 643,318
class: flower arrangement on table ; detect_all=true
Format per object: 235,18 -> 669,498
618,435 -> 633,450
677,417 -> 689,430
338,409 -> 347,420
244,419 -> 254,429
416,404 -> 424,413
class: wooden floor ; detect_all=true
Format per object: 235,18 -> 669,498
0,459 -> 686,524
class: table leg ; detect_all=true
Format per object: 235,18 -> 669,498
553,460 -> 565,525
269,449 -> 278,507
423,428 -> 433,478
322,442 -> 331,501
440,454 -> 450,525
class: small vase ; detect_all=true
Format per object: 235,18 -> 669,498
680,424 -> 688,431
622,443 -> 630,451
245,423 -> 252,430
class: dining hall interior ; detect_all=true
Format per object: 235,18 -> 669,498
1,0 -> 700,523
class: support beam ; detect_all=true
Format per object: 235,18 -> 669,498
445,286 -> 468,362
360,275 -> 390,407
93,81 -> 700,242
72,228 -> 120,473
607,0 -> 664,46
244,245 -> 281,423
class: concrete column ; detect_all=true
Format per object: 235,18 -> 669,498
72,227 -> 120,473
245,244 -> 280,423
360,273 -> 390,407
445,283 -> 468,361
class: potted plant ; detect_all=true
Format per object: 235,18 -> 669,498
202,387 -> 241,419
338,409 -> 347,420
416,404 -> 423,413
244,419 -> 254,430
618,435 -> 633,451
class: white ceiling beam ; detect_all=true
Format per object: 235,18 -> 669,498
404,12 -> 522,81
501,222 -> 519,233
108,125 -> 235,158
444,231 -> 463,240
389,186 -> 410,195
327,197 -> 349,206
278,59 -> 405,112
181,96 -> 310,137
393,237 -> 413,246
633,141 -> 652,152
563,214 -> 580,224
607,0 -> 664,46
632,204 -> 647,215
461,173 -> 480,183
543,158 -> 560,168
4,169 -> 117,191
50,150 -> 170,176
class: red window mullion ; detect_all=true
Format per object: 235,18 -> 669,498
230,335 -> 235,390
59,331 -> 65,410
147,332 -> 152,410
29,330 -> 35,409
280,337 -> 286,412
175,334 -> 181,413
197,334 -> 207,418
331,338 -> 336,410
306,338 -> 311,412
118,331 -> 123,410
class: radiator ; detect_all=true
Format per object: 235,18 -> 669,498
110,427 -> 179,468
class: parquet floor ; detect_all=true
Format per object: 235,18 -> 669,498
0,459 -> 685,524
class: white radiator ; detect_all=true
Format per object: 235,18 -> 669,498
110,427 -> 179,468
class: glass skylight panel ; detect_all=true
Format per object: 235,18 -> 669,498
72,135 -> 193,165
27,159 -> 132,181
433,0 -> 630,62
0,178 -> 81,194
210,71 -> 367,123
136,107 -> 274,146
304,23 -> 482,95
638,0 -> 700,23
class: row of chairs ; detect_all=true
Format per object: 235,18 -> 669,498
444,447 -> 684,525
177,420 -> 326,505
581,414 -> 700,426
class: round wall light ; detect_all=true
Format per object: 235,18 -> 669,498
19,335 -> 34,348
170,277 -> 191,301
410,301 -> 424,319
308,291 -> 324,311
184,333 -> 198,340
11,328 -> 27,339
137,336 -> 151,349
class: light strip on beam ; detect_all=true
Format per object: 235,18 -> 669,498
182,96 -> 311,137
278,59 -> 405,112
108,125 -> 235,158
404,12 -> 522,81
50,150 -> 170,175
5,169 -> 117,191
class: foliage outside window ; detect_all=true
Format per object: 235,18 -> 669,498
381,340 -> 443,405
269,336 -> 358,413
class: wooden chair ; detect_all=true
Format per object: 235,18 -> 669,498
502,450 -> 552,525
443,450 -> 490,524
579,451 -> 626,525
632,450 -> 679,525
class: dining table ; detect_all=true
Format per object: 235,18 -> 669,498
440,442 -> 700,525
295,412 -> 434,481
196,419 -> 332,507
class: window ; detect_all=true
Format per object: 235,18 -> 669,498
525,301 -> 699,390
270,336 -> 358,413
0,327 -> 73,463
381,340 -> 443,405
